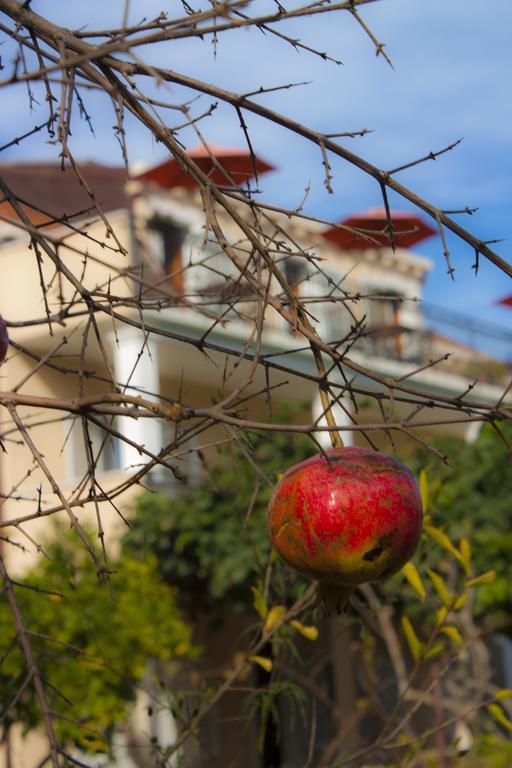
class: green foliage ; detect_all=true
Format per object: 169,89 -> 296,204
0,529 -> 193,752
404,422 -> 512,628
122,411 -> 313,613
467,733 -> 512,768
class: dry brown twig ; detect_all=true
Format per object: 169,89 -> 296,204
0,0 -> 510,764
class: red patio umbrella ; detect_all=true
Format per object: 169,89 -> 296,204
497,294 -> 512,308
135,143 -> 274,190
323,207 -> 436,250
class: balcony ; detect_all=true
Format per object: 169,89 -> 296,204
353,304 -> 511,386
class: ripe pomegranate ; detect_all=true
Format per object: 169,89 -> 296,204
268,447 -> 423,610
0,315 -> 8,364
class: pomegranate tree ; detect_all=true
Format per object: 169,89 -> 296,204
268,447 -> 423,611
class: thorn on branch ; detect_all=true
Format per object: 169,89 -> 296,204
387,139 -> 463,176
436,214 -> 455,280
319,141 -> 334,194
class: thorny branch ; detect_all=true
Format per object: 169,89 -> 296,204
0,0 -> 510,765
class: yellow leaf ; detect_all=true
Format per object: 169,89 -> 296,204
290,620 -> 319,641
251,587 -> 268,621
424,643 -> 444,661
355,697 -> 370,712
427,569 -> 453,607
436,606 -> 448,626
264,605 -> 286,632
174,642 -> 190,657
495,689 -> 512,701
488,704 -> 512,732
441,626 -> 463,645
401,562 -> 426,599
424,525 -> 463,564
453,593 -> 468,611
459,537 -> 472,578
401,616 -> 422,661
250,655 -> 273,673
419,469 -> 429,511
466,571 -> 496,589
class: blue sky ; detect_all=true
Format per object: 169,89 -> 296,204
2,0 -> 511,342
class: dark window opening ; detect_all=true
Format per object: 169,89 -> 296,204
148,218 -> 187,293
283,258 -> 307,294
362,289 -> 410,360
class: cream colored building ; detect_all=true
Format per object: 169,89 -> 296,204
0,150 -> 509,767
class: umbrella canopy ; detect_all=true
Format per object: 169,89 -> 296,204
135,143 -> 274,190
323,207 -> 436,250
497,294 -> 512,308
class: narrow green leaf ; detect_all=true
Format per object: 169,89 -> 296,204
402,562 -> 426,600
264,605 -> 286,632
251,586 -> 268,621
436,606 -> 448,626
495,689 -> 512,701
441,626 -> 463,645
427,569 -> 453,607
488,703 -> 512,732
419,469 -> 429,511
459,537 -> 472,578
401,616 -> 422,661
423,643 -> 444,661
250,655 -> 273,673
453,593 -> 468,611
466,571 -> 496,588
290,620 -> 319,641
424,525 -> 463,564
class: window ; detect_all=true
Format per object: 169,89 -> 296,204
360,288 -> 408,359
68,416 -> 120,479
149,421 -> 201,491
283,257 -> 307,292
147,218 -> 187,293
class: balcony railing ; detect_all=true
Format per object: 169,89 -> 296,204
353,305 -> 511,385
422,302 -> 512,364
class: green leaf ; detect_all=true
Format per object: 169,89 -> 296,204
423,643 -> 444,661
459,537 -> 472,578
436,606 -> 448,626
290,620 -> 319,641
466,570 -> 496,588
440,626 -> 463,645
264,605 -> 286,632
250,655 -> 273,673
427,569 -> 453,607
419,468 -> 429,511
488,703 -> 512,732
401,562 -> 426,599
251,587 -> 268,621
401,616 -> 423,661
453,593 -> 468,611
0,526 -> 193,751
495,689 -> 512,701
424,525 -> 463,564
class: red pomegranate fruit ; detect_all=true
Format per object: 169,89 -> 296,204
0,315 -> 8,364
268,447 -> 423,610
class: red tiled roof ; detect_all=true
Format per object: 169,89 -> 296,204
0,162 -> 129,226
323,207 -> 436,250
135,143 -> 274,190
